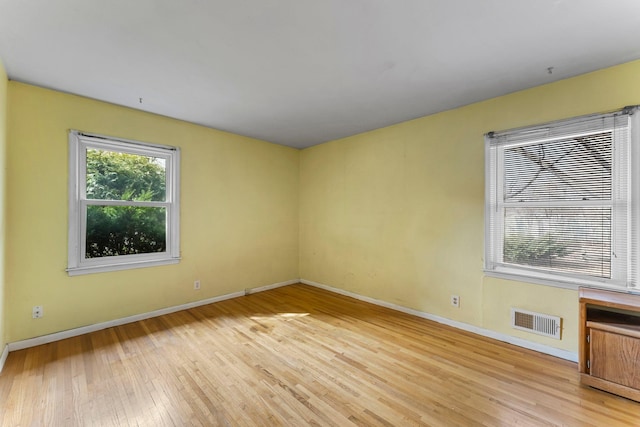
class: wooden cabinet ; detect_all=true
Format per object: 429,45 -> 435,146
579,287 -> 640,402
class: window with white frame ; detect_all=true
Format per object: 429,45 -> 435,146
485,107 -> 640,290
68,131 -> 180,275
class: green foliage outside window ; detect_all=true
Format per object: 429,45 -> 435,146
85,150 -> 167,258
503,234 -> 568,265
86,149 -> 166,201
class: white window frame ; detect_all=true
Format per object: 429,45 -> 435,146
67,130 -> 180,275
484,107 -> 640,291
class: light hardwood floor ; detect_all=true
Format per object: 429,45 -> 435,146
1,283 -> 639,426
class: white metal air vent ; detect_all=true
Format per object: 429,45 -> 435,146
511,308 -> 562,340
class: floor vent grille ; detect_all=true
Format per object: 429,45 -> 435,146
511,308 -> 561,339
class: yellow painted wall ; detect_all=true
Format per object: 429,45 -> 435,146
300,59 -> 640,353
0,59 -> 7,352
6,83 -> 299,342
6,59 -> 640,354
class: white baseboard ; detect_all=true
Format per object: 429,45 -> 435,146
8,279 -> 299,352
0,344 -> 8,373
245,279 -> 299,295
300,279 -> 578,362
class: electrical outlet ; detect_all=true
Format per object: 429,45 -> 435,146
32,305 -> 43,319
194,280 -> 201,290
451,295 -> 460,308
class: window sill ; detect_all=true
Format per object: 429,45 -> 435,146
67,257 -> 180,276
483,269 -> 635,293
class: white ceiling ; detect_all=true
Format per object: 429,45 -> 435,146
1,1 -> 640,149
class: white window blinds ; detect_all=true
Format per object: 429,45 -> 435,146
485,107 -> 640,290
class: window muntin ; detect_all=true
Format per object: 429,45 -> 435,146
485,108 -> 638,290
68,131 -> 180,275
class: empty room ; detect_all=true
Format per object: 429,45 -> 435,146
1,1 -> 640,425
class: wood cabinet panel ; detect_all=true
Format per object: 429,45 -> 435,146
590,327 -> 640,389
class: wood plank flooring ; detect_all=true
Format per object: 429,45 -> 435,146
1,283 -> 639,426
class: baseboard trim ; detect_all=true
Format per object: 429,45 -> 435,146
8,279 -> 299,352
300,279 -> 578,362
245,279 -> 299,295
0,344 -> 8,373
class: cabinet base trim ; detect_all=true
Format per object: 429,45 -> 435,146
580,373 -> 640,403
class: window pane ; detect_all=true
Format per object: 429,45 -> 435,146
86,149 -> 166,201
86,205 -> 167,258
504,132 -> 612,203
504,207 -> 611,278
